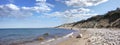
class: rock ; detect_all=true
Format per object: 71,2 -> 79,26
43,33 -> 49,37
38,37 -> 45,41
76,34 -> 83,38
87,39 -> 91,42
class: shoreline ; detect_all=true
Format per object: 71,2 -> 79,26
0,28 -> 77,45
1,28 -> 120,45
19,30 -> 78,45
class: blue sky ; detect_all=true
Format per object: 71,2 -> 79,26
0,0 -> 120,28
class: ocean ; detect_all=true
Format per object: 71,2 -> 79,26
0,28 -> 75,45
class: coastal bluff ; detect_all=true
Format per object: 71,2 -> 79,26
56,8 -> 120,45
56,8 -> 120,29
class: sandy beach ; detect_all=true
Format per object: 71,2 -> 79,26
1,28 -> 120,45
57,28 -> 120,45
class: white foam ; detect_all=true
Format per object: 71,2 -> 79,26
63,32 -> 74,38
20,32 -> 76,45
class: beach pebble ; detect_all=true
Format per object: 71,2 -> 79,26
86,29 -> 120,45
103,43 -> 109,45
76,34 -> 82,38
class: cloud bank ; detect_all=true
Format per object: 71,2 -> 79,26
65,0 -> 108,7
0,0 -> 53,18
0,0 -> 108,22
44,8 -> 97,20
0,4 -> 32,18
51,0 -> 108,22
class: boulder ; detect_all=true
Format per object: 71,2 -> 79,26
76,34 -> 83,38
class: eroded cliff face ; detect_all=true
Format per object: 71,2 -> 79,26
57,8 -> 120,29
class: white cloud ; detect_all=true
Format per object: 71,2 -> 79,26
0,0 -> 54,18
68,8 -> 91,14
54,0 -> 108,20
6,4 -> 20,10
21,5 -> 51,13
64,0 -> 108,7
22,0 -> 53,13
43,8 -> 97,23
44,8 -> 97,21
0,4 -> 33,18
52,0 -> 108,23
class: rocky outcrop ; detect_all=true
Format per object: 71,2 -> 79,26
57,8 -> 120,29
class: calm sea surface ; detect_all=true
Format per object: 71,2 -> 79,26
0,28 -> 75,45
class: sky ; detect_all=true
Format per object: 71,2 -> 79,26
0,0 -> 120,28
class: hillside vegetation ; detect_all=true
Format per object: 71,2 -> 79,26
57,8 -> 120,29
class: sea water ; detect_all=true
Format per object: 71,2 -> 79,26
0,28 -> 75,45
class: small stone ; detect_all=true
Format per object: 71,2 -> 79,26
87,39 -> 91,42
76,34 -> 82,38
38,37 -> 45,41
